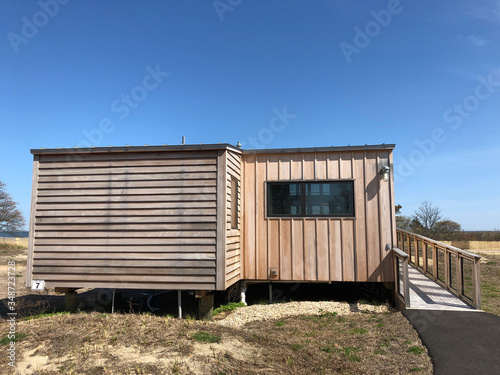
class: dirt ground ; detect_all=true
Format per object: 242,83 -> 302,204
0,247 -> 433,374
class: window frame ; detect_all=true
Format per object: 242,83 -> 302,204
230,176 -> 239,229
265,180 -> 355,219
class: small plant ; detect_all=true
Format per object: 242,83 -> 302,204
213,302 -> 245,315
192,331 -> 221,344
351,328 -> 368,334
410,367 -> 425,372
408,346 -> 425,355
374,349 -> 386,355
376,322 -> 385,328
275,321 -> 286,327
0,333 -> 26,345
380,339 -> 391,347
290,343 -> 303,351
25,311 -> 70,320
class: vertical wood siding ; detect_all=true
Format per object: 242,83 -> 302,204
225,150 -> 242,288
242,150 -> 395,282
30,150 -> 220,290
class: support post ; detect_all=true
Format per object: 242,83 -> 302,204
65,290 -> 78,312
198,293 -> 214,321
269,283 -> 273,304
240,282 -> 247,305
177,290 -> 182,319
111,289 -> 116,314
473,257 -> 481,309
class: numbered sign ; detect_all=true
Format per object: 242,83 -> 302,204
31,280 -> 45,291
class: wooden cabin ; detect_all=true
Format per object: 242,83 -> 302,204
26,143 -> 396,307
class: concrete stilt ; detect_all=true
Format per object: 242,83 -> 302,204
177,291 -> 182,319
240,282 -> 248,305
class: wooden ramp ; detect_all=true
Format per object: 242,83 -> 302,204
408,266 -> 476,311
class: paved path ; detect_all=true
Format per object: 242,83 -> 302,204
408,266 -> 474,311
403,309 -> 500,374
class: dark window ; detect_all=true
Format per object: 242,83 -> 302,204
231,177 -> 239,229
267,181 -> 354,217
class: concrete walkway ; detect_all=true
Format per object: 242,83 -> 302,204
404,309 -> 500,374
408,265 -> 474,311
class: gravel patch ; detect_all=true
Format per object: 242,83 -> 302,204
216,301 -> 390,328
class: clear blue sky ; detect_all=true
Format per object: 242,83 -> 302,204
1,0 -> 499,230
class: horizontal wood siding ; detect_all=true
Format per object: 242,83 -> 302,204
225,150 -> 242,288
31,150 -> 219,290
242,151 -> 395,282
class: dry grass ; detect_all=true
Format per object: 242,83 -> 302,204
478,252 -> 500,316
0,311 -> 432,374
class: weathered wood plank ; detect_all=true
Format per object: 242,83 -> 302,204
39,151 -> 218,163
38,165 -> 217,176
42,281 -> 215,290
292,220 -> 304,280
37,186 -> 217,196
34,238 -> 216,245
243,154 -> 256,279
38,179 -> 217,189
38,172 -> 216,183
33,266 -> 216,275
342,219 -> 355,281
33,274 -> 216,283
36,215 -> 217,224
35,231 -> 216,238
269,219 -> 280,278
35,223 -> 217,231
329,220 -> 342,281
280,219 -> 292,280
35,208 -> 217,217
32,245 -> 215,252
37,194 -> 216,203
317,219 -> 329,281
365,152 -> 380,282
327,153 -> 340,179
256,155 -> 268,279
33,259 -> 216,267
304,220 -> 317,280
216,150 -> 227,290
39,158 -> 216,169
36,201 -> 217,211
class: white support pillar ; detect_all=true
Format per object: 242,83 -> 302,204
240,282 -> 248,305
177,290 -> 182,319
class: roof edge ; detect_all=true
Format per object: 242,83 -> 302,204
31,143 -> 242,155
242,144 -> 395,154
31,143 -> 395,156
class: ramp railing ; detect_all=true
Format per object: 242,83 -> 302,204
393,247 -> 410,310
396,228 -> 481,309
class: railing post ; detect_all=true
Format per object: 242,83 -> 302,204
473,257 -> 481,309
403,255 -> 410,308
432,244 -> 438,281
445,250 -> 450,290
456,254 -> 463,298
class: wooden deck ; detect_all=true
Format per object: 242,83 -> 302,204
408,266 -> 476,311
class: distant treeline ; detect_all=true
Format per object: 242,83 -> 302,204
0,231 -> 29,238
434,231 -> 500,242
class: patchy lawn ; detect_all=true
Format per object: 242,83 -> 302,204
479,252 -> 500,316
0,310 -> 432,374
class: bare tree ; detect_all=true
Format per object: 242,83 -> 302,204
0,181 -> 26,234
413,201 -> 442,236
